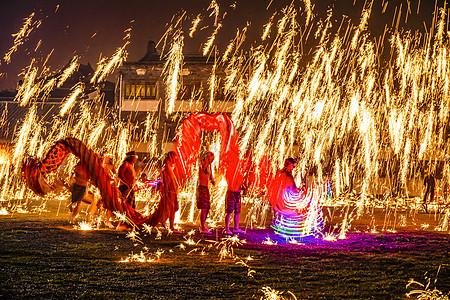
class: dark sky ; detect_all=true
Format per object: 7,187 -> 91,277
0,0 -> 444,90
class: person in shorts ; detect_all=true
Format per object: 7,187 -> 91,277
197,152 -> 215,234
225,188 -> 245,235
69,161 -> 92,224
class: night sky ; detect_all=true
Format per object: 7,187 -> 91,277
0,0 -> 444,90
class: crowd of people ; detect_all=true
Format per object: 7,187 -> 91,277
67,150 -> 246,235
68,146 -> 440,235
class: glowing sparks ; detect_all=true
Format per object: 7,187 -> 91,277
189,14 -> 202,37
126,230 -> 144,244
262,14 -> 275,41
15,60 -> 40,106
120,248 -> 164,263
262,237 -> 277,245
91,41 -> 129,85
57,56 -> 80,88
302,0 -> 314,26
260,286 -> 297,300
207,0 -> 220,26
77,221 -> 93,231
0,148 -> 11,166
203,23 -> 222,56
60,83 -> 84,117
3,0 -> 450,249
4,13 -> 40,63
163,31 -> 184,115
12,106 -> 36,170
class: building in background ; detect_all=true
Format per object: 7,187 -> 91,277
116,41 -> 234,158
0,63 -> 115,145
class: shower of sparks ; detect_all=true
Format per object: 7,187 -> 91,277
2,0 -> 450,241
0,148 -> 10,165
57,56 -> 80,88
120,248 -> 164,263
260,286 -> 297,300
322,232 -> 338,242
126,230 -> 144,244
207,0 -> 220,26
208,64 -> 217,110
203,23 -> 222,56
163,30 -> 184,115
12,106 -> 36,171
91,41 -> 129,85
4,13 -> 41,64
302,0 -> 314,26
15,60 -> 40,106
406,270 -> 448,300
262,237 -> 277,245
262,13 -> 276,41
60,83 -> 84,117
76,221 -> 93,231
189,14 -> 202,37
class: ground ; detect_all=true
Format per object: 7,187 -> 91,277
0,201 -> 449,299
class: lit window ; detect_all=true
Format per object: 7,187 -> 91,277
146,84 -> 156,98
136,85 -> 145,98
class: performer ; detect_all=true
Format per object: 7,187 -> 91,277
224,155 -> 252,235
69,161 -> 93,224
87,154 -> 115,228
423,169 -> 435,213
268,158 -> 300,213
224,187 -> 245,235
149,152 -> 182,233
118,151 -> 138,209
197,151 -> 215,234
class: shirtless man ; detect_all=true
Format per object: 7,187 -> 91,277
197,152 -> 215,234
69,161 -> 91,224
118,151 -> 138,209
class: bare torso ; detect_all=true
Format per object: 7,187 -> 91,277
198,162 -> 212,187
118,161 -> 136,187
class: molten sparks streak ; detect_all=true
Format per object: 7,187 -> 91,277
164,32 -> 184,115
208,0 -> 220,26
351,8 -> 371,50
262,14 -> 275,41
302,0 -> 314,26
12,106 -> 36,171
4,13 -> 39,63
126,230 -> 143,244
142,224 -> 152,235
60,83 -> 84,117
189,14 -> 202,37
203,23 -> 222,56
91,41 -> 129,84
15,61 -> 39,106
260,286 -> 296,300
57,56 -> 80,88
0,148 -> 10,165
209,64 -> 216,109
